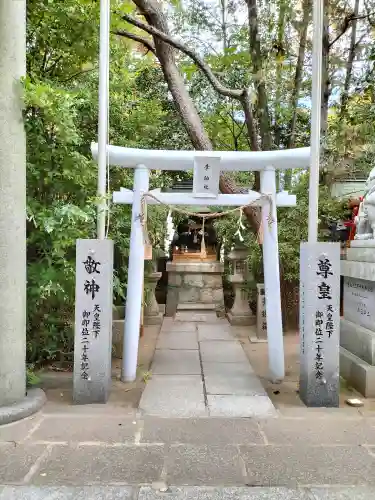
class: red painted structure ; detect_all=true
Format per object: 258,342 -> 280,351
345,197 -> 363,244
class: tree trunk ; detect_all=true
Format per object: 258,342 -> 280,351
247,0 -> 273,150
274,0 -> 287,149
219,0 -> 228,52
288,0 -> 311,149
0,0 -> 27,405
340,0 -> 360,117
134,0 -> 212,151
284,0 -> 311,190
132,0 -> 261,230
321,0 -> 330,139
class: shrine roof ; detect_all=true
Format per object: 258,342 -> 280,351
164,179 -> 194,192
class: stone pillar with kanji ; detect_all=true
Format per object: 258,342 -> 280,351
73,239 -> 114,404
300,242 -> 340,407
254,283 -> 268,342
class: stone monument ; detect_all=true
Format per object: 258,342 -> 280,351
227,247 -> 255,326
340,167 -> 375,396
299,242 -> 340,407
73,239 -> 114,404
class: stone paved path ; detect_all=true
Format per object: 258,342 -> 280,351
3,314 -> 375,498
139,313 -> 276,418
2,409 -> 375,498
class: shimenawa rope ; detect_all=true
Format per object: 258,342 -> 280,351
139,191 -> 274,257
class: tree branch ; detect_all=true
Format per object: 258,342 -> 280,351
118,12 -> 243,99
340,0 -> 360,117
113,29 -> 156,54
329,12 -> 375,48
240,91 -> 259,152
59,67 -> 97,83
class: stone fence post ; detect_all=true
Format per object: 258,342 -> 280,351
254,283 -> 268,342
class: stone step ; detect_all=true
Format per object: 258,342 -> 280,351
347,247 -> 375,263
177,303 -> 216,311
341,260 -> 375,281
340,346 -> 375,397
340,318 -> 375,365
175,311 -> 226,323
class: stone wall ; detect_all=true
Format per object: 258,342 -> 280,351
166,261 -> 224,315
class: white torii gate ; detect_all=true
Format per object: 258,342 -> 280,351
92,143 -> 310,383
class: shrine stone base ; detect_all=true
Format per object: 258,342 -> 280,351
341,247 -> 375,397
166,261 -> 224,316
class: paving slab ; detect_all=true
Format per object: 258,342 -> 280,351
207,396 -> 277,418
200,341 -> 248,363
161,322 -> 196,333
41,403 -> 138,417
198,331 -> 234,341
205,374 -> 265,396
0,414 -> 43,443
309,487 -> 375,499
175,312 -> 226,323
141,418 -> 264,445
156,331 -> 198,350
166,444 -> 245,485
0,486 -> 134,499
34,444 -> 164,485
229,326 -> 253,339
31,416 -> 139,443
138,486 -> 311,500
198,325 -> 234,341
152,350 -> 201,375
0,443 -> 47,483
240,445 -> 375,486
139,376 -> 207,417
276,408 -> 362,419
260,418 -> 375,446
203,362 -> 254,376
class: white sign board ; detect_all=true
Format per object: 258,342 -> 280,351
299,242 -> 340,407
344,277 -> 375,331
193,156 -> 220,198
73,239 -> 114,404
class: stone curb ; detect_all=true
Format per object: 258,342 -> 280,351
0,388 -> 46,426
1,485 -> 375,499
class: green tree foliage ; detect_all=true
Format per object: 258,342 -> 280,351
26,0 -> 188,364
26,0 -> 375,357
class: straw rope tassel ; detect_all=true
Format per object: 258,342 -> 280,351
140,196 -> 150,245
257,195 -> 273,245
257,218 -> 264,245
200,217 -> 207,258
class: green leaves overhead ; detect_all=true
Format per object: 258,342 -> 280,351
26,0 -> 188,365
26,0 -> 375,357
